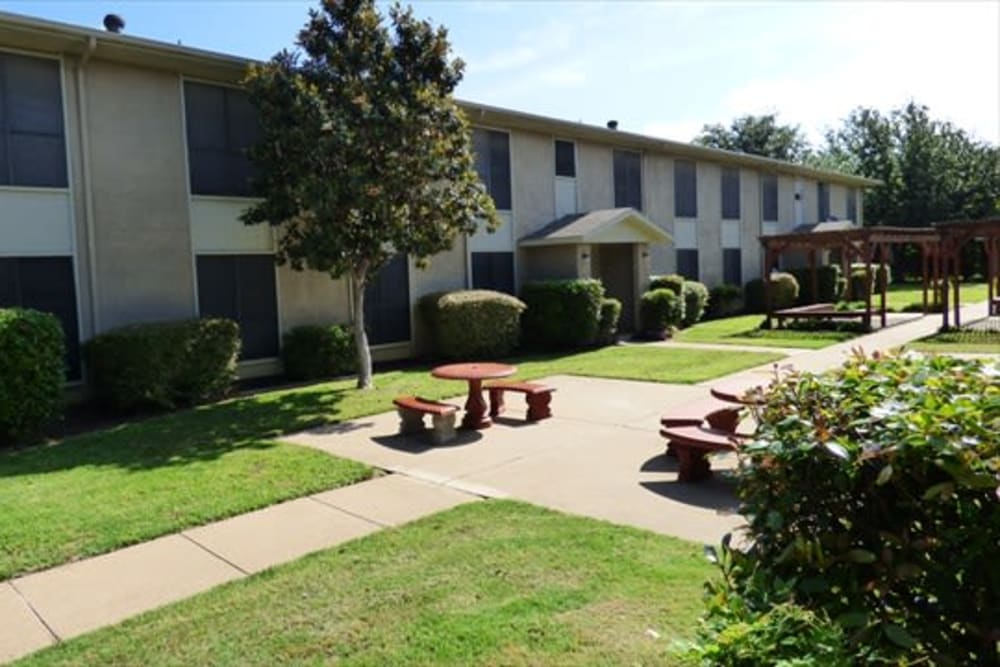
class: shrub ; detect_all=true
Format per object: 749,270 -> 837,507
744,272 -> 799,313
420,290 -> 526,359
648,273 -> 684,295
85,319 -> 240,412
596,298 -> 622,346
681,280 -> 709,327
282,324 -> 356,380
848,263 -> 892,300
520,279 -> 603,349
0,308 -> 65,444
705,352 -> 1000,664
788,264 -> 843,304
639,288 -> 683,338
707,284 -> 744,319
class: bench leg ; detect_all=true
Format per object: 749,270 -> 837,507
397,408 -> 425,435
430,412 -> 456,444
488,388 -> 505,418
665,442 -> 677,457
526,392 -> 552,421
676,447 -> 712,482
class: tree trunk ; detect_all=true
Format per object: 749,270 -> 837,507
352,262 -> 374,390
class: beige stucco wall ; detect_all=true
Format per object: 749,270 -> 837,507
511,129 -> 555,240
696,162 -> 722,286
276,265 -> 351,329
522,245 -> 580,282
85,60 -> 195,331
577,142 -> 614,212
644,154 -> 674,276
408,241 -> 468,354
740,168 -> 762,281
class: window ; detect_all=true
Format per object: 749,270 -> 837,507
554,140 -> 575,177
184,82 -> 261,197
613,149 -> 642,209
472,252 -> 515,294
721,167 -> 740,220
676,249 -> 699,281
723,248 -> 742,285
0,53 -> 67,188
472,129 -> 511,210
847,187 -> 857,222
674,160 -> 697,218
196,255 -> 278,359
761,174 -> 778,222
0,257 -> 80,379
365,254 -> 410,345
818,182 -> 830,221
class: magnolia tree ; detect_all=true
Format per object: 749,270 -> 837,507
242,0 -> 498,389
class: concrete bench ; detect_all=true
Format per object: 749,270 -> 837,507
486,381 -> 554,422
393,396 -> 458,444
659,407 -> 745,482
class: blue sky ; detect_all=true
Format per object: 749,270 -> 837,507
2,1 -> 997,145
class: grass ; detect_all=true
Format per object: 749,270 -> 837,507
675,314 -> 858,350
856,281 -> 988,312
908,329 -> 1000,354
0,345 -> 777,580
17,501 -> 712,666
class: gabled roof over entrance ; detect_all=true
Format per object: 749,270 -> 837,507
519,208 -> 672,247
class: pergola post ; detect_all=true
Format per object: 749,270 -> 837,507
808,248 -> 818,304
763,245 -> 774,329
953,240 -> 962,328
880,244 -> 889,328
921,243 -> 929,314
863,241 -> 874,330
988,237 -> 997,314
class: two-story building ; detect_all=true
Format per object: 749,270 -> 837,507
0,11 -> 878,380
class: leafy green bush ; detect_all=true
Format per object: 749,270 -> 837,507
848,263 -> 892,300
707,284 -> 744,319
681,280 -> 709,327
85,319 -> 240,412
639,288 -> 683,338
744,272 -> 799,313
596,298 -> 622,346
788,264 -> 843,304
706,352 -> 1000,664
520,279 -> 603,349
282,324 -> 356,380
420,290 -> 526,359
649,273 -> 684,295
0,308 -> 65,444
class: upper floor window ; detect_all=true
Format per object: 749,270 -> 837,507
761,174 -> 778,222
674,159 -> 697,218
846,187 -> 858,222
554,140 -> 575,177
818,182 -> 830,221
0,52 -> 67,188
613,149 -> 641,209
472,128 -> 511,210
721,167 -> 740,220
184,81 -> 261,197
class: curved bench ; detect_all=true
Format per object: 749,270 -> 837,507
486,381 -> 554,422
658,424 -> 747,482
393,396 -> 458,444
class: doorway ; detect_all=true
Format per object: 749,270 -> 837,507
592,243 -> 636,333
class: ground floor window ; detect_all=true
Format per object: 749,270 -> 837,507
196,254 -> 279,360
471,251 -> 515,294
0,256 -> 80,379
365,254 -> 410,345
723,248 -> 742,285
676,249 -> 699,281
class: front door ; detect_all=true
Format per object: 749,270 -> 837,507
594,243 -> 636,333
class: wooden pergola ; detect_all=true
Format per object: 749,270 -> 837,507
932,217 -> 1000,328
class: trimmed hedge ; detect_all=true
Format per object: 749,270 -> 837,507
707,284 -> 744,319
649,273 -> 684,295
420,290 -> 526,360
788,264 -> 843,304
681,280 -> 709,327
596,298 -> 622,346
282,324 -> 356,381
848,263 -> 892,300
520,279 -> 604,349
85,318 -> 240,412
744,272 -> 800,313
639,288 -> 683,338
0,308 -> 65,444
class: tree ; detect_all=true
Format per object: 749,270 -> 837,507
694,114 -> 811,163
242,0 -> 499,389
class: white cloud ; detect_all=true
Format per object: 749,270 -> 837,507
642,120 -> 705,142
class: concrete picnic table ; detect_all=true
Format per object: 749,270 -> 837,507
431,362 -> 516,430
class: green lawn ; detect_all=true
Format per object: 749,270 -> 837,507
675,314 -> 858,349
17,501 -> 712,666
908,329 -> 1000,354
882,281 -> 988,312
0,345 -> 777,580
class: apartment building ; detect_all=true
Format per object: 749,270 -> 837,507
0,11 -> 877,379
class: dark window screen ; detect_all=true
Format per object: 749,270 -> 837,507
184,82 -> 261,197
818,182 -> 830,221
0,53 -> 67,187
613,149 -> 642,209
0,257 -> 80,379
472,129 -> 511,210
364,254 -> 411,345
196,254 -> 278,359
554,140 -> 575,177
762,174 -> 778,222
847,187 -> 857,222
674,160 -> 697,218
723,248 -> 742,285
677,249 -> 699,281
721,167 -> 740,219
471,252 -> 515,294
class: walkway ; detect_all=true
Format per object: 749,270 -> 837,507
2,301 -> 989,664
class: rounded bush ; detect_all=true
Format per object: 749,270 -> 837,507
744,272 -> 799,313
85,319 -> 240,412
421,290 -> 526,359
788,264 -> 844,304
707,284 -> 744,319
520,279 -> 604,349
282,324 -> 356,381
649,273 -> 684,296
681,280 -> 709,327
639,288 -> 683,338
0,308 -> 65,444
596,298 -> 622,346
848,263 -> 891,300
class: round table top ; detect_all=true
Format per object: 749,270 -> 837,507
710,383 -> 768,406
431,362 -> 517,381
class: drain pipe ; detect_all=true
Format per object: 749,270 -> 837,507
75,35 -> 101,335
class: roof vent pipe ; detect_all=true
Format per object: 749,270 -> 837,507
103,14 -> 125,33
606,120 -> 618,130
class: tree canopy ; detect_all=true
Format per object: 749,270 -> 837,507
241,0 -> 498,388
694,113 -> 811,163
